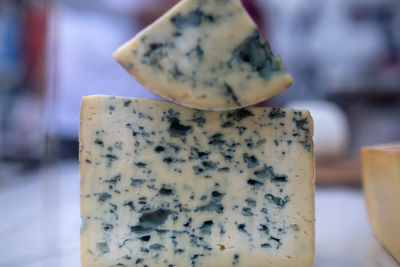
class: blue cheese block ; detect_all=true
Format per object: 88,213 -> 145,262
113,0 -> 293,111
79,96 -> 315,267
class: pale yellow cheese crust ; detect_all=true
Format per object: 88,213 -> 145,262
362,142 -> 400,263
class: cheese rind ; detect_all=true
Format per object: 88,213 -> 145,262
80,96 -> 314,267
113,0 -> 293,111
362,143 -> 400,263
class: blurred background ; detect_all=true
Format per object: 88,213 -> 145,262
0,0 -> 399,266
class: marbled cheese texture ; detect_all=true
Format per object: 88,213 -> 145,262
113,0 -> 293,111
80,96 -> 315,267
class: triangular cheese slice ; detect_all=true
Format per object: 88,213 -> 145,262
113,0 -> 293,111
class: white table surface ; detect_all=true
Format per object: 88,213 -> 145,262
0,161 -> 399,267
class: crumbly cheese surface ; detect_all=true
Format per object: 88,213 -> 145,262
80,96 -> 314,267
113,0 -> 293,111
362,143 -> 400,263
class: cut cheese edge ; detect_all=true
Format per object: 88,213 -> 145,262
80,95 -> 314,267
362,142 -> 400,263
113,0 -> 293,111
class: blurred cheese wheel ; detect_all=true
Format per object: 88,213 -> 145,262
285,100 -> 350,157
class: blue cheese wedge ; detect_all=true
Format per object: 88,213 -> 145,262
80,96 -> 314,267
113,0 -> 293,111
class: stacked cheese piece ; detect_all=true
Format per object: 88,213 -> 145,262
80,0 -> 315,266
362,143 -> 400,263
112,0 -> 293,111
